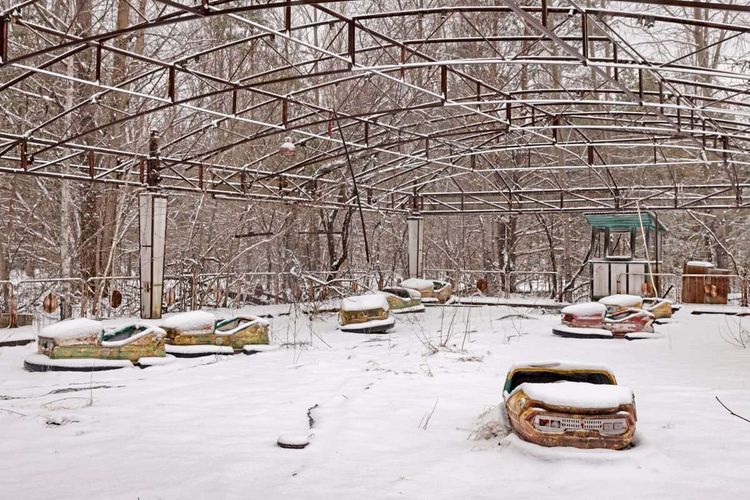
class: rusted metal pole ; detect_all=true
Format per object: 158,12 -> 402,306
146,129 -> 161,187
0,16 -> 8,64
140,131 -> 167,319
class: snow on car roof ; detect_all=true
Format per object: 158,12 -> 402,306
341,294 -> 390,312
400,278 -> 434,290
161,310 -> 216,330
40,318 -> 103,339
514,381 -> 633,409
599,294 -> 642,307
560,302 -> 607,316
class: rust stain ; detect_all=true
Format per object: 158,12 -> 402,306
506,393 -> 636,450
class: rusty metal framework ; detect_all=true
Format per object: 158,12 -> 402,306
1,0 -> 749,214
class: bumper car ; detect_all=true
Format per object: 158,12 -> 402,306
552,302 -> 654,339
24,318 -> 169,372
400,278 -> 452,304
215,314 -> 272,354
162,310 -> 271,356
599,293 -> 673,320
339,294 -> 395,334
503,362 -> 637,450
380,287 -> 425,313
641,297 -> 673,319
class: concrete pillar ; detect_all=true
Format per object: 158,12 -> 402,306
139,192 -> 167,319
407,213 -> 424,278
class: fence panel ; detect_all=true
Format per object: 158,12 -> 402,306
3,269 -> 746,325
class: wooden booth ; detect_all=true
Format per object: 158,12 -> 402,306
681,261 -> 729,304
585,212 -> 667,300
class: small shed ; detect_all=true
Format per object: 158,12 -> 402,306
585,212 -> 667,300
681,261 -> 729,304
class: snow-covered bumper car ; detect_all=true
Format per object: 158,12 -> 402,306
380,286 -> 425,314
600,294 -> 673,320
400,278 -> 452,304
641,297 -> 673,319
339,294 -> 395,334
162,311 -> 271,356
502,362 -> 637,450
552,302 -> 654,339
25,319 -> 168,372
215,314 -> 273,354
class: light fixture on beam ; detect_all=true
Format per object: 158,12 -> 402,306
279,136 -> 296,156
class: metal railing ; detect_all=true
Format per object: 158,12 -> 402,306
0,269 -> 391,323
3,267 -> 747,326
422,268 -> 589,301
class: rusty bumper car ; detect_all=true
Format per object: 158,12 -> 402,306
503,362 -> 637,450
552,302 -> 655,339
600,293 -> 673,320
400,278 -> 452,304
641,297 -> 674,319
162,310 -> 272,356
215,314 -> 273,354
380,286 -> 425,314
339,294 -> 395,334
25,318 -> 169,372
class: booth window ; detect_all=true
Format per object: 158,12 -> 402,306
592,228 -> 606,258
607,230 -> 634,259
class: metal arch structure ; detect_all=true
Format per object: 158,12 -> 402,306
1,0 -> 750,215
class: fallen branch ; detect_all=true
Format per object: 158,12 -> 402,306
0,408 -> 26,417
307,403 -> 319,429
716,396 -> 750,424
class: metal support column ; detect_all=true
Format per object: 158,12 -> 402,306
407,213 -> 424,278
139,192 -> 168,319
139,130 -> 167,319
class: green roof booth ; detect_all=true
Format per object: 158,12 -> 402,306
585,212 -> 667,300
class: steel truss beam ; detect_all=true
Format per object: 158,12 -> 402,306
0,1 -> 748,214
420,182 -> 750,215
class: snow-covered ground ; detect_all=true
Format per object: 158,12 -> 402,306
1,304 -> 750,499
